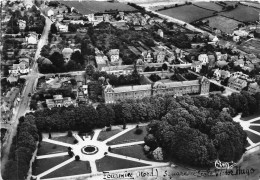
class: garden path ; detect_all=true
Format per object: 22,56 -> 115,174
37,152 -> 68,160
44,138 -> 73,147
110,141 -> 145,148
103,127 -> 135,143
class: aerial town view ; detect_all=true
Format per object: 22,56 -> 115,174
1,0 -> 260,180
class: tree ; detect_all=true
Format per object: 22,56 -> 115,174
71,51 -> 84,65
162,63 -> 168,71
49,52 -> 65,68
85,64 -> 95,76
50,23 -> 58,34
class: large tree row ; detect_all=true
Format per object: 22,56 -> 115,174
3,115 -> 39,180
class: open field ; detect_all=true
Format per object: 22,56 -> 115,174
52,136 -> 76,145
37,142 -> 68,156
61,1 -> 137,14
43,161 -> 91,179
158,5 -> 215,23
97,129 -> 122,141
238,39 -> 260,56
107,126 -> 147,145
203,15 -> 240,34
193,2 -> 223,12
96,156 -> 149,172
219,5 -> 259,22
32,156 -> 71,176
241,2 -> 260,9
245,130 -> 260,144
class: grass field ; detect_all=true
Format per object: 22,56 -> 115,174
52,136 -> 76,145
32,156 -> 71,176
203,15 -> 240,34
37,142 -> 68,156
250,126 -> 260,133
61,1 -> 137,14
241,2 -> 260,9
96,156 -> 149,172
107,126 -> 147,145
43,161 -> 91,179
158,4 -> 215,23
238,39 -> 260,56
97,129 -> 122,141
245,130 -> 260,144
219,5 -> 259,22
193,2 -> 223,12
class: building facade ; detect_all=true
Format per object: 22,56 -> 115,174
103,77 -> 210,103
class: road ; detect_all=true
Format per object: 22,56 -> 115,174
1,15 -> 52,175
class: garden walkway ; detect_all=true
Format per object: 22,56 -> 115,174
110,141 -> 145,148
37,152 -> 68,159
103,127 -> 136,143
44,139 -> 72,147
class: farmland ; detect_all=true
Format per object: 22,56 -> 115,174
203,15 -> 240,34
219,5 -> 259,22
158,4 -> 215,23
238,39 -> 260,56
61,1 -> 137,14
241,2 -> 260,9
193,2 -> 223,12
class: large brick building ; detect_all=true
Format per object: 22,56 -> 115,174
103,77 -> 210,103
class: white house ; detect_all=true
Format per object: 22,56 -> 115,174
233,29 -> 249,37
46,9 -> 54,17
198,54 -> 209,65
213,69 -> 221,81
158,29 -> 164,38
108,49 -> 120,63
191,61 -> 202,73
233,35 -> 240,42
18,20 -> 26,30
26,33 -> 38,45
62,48 -> 73,62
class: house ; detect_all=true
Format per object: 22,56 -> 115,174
153,51 -> 166,63
208,55 -> 216,68
216,60 -> 228,68
166,54 -> 176,64
86,14 -> 95,22
215,52 -> 222,61
8,64 -> 29,75
107,49 -> 120,63
101,65 -> 143,76
213,69 -> 221,80
221,70 -> 231,80
56,22 -> 68,32
228,77 -> 247,91
95,55 -> 108,70
142,51 -> 153,63
18,19 -> 26,30
103,14 -> 110,22
248,82 -> 260,94
19,57 -> 30,67
158,29 -> 163,38
56,14 -> 64,22
234,59 -> 244,67
46,95 -> 74,109
62,48 -> 73,62
82,85 -> 88,95
198,54 -> 208,65
191,61 -> 202,73
95,16 -> 104,22
233,35 -> 240,42
233,29 -> 249,37
26,32 -> 38,45
45,8 -> 54,17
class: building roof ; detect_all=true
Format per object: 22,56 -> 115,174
95,55 -> 107,65
53,95 -> 63,100
110,84 -> 152,93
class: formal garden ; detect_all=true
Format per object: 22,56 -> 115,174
3,92 -> 260,180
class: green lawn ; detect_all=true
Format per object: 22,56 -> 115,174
240,112 -> 260,121
107,126 -> 147,145
32,156 -> 71,176
96,156 -> 149,172
52,136 -> 76,145
203,15 -> 240,34
250,126 -> 260,133
97,129 -> 122,142
42,161 -> 91,179
158,5 -> 215,23
245,130 -> 260,144
37,141 -> 69,156
219,5 -> 259,22
194,2 -> 223,12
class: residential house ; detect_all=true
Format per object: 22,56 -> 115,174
45,95 -> 74,109
95,55 -> 108,70
234,59 -> 244,67
56,14 -> 64,22
45,8 -> 54,17
86,14 -> 95,22
198,54 -> 208,65
103,14 -> 110,22
142,51 -> 153,63
107,49 -> 120,63
19,57 -> 30,67
166,53 -> 176,64
9,63 -> 29,75
101,65 -> 143,76
221,70 -> 231,80
26,32 -> 38,45
191,61 -> 202,73
82,85 -> 88,96
208,55 -> 216,68
153,50 -> 166,63
216,60 -> 228,68
158,29 -> 163,38
215,52 -> 222,61
95,16 -> 104,22
18,19 -> 26,30
56,22 -> 68,32
213,69 -> 221,80
233,29 -> 249,37
248,82 -> 260,94
233,35 -> 240,42
228,77 -> 247,91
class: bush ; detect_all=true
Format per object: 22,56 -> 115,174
75,155 -> 80,161
67,130 -> 72,137
106,127 -> 111,131
73,139 -> 78,144
68,151 -> 73,157
134,128 -> 143,135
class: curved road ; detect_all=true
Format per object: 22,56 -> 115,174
1,14 -> 52,176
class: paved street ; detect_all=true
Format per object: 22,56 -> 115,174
1,14 -> 52,174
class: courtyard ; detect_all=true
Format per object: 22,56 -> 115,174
32,124 -> 168,180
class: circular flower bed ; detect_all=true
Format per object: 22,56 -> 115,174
81,145 -> 98,155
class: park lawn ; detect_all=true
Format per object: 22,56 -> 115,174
241,2 -> 260,9
37,141 -> 68,156
32,156 -> 71,176
203,15 -> 240,34
238,39 -> 260,56
158,5 -> 215,23
107,126 -> 147,145
240,112 -> 260,121
194,2 -> 223,12
52,136 -> 76,145
219,5 -> 259,22
250,126 -> 260,133
97,129 -> 122,142
43,161 -> 91,179
96,156 -> 149,172
245,130 -> 260,144
61,1 -> 136,15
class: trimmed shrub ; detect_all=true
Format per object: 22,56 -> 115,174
134,128 -> 143,135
